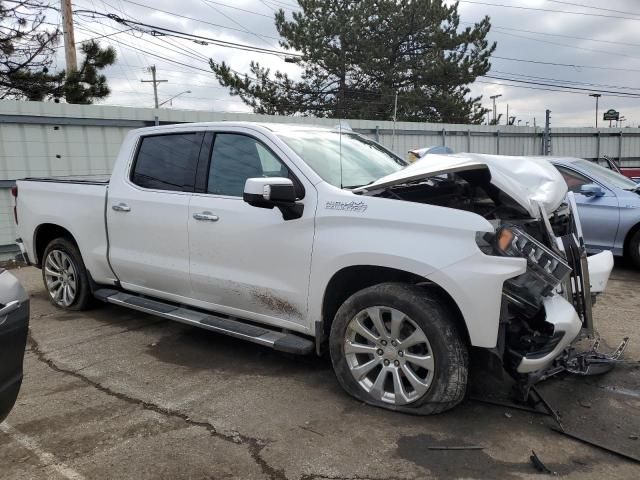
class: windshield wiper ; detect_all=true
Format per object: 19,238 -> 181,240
344,180 -> 374,189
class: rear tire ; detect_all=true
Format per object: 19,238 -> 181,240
42,237 -> 93,311
329,282 -> 468,415
627,229 -> 640,269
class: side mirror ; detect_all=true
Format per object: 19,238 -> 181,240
243,177 -> 304,220
579,183 -> 605,198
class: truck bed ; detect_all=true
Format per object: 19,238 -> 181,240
21,175 -> 111,185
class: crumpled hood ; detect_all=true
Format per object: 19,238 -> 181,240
355,152 -> 567,218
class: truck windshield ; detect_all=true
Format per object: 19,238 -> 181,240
277,130 -> 406,188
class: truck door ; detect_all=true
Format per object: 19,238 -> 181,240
188,130 -> 316,331
107,131 -> 205,298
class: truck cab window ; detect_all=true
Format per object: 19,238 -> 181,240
208,134 -> 290,197
132,133 -> 202,192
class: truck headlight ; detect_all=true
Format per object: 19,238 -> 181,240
483,225 -> 572,313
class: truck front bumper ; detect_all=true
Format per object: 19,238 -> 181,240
514,249 -> 614,375
516,295 -> 582,373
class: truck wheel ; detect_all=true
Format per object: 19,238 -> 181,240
42,237 -> 92,311
628,229 -> 640,269
329,283 -> 468,415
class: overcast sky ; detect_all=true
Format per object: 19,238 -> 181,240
58,0 -> 640,127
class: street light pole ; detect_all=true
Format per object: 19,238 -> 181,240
589,93 -> 601,128
490,94 -> 502,125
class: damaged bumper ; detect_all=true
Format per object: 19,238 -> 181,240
516,295 -> 582,374
496,193 -> 615,381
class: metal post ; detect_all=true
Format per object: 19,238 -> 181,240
496,130 -> 500,155
618,130 -> 623,163
544,109 -> 551,155
391,92 -> 398,151
589,94 -> 601,128
441,128 -> 446,147
596,131 -> 601,159
490,94 -> 502,125
141,65 -> 168,109
375,125 -> 379,143
60,0 -> 77,74
467,129 -> 471,152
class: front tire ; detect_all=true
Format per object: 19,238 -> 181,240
42,237 -> 92,310
627,229 -> 640,269
329,283 -> 468,415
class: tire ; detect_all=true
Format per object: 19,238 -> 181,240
42,237 -> 93,311
627,229 -> 640,269
329,282 -> 468,415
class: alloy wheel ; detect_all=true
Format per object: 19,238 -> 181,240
44,250 -> 77,307
344,306 -> 434,405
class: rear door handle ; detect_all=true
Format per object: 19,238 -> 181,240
112,203 -> 131,212
193,212 -> 219,222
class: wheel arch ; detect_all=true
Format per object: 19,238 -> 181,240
623,221 -> 640,257
318,265 -> 471,354
33,223 -> 78,267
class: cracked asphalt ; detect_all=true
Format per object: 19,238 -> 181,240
1,264 -> 639,479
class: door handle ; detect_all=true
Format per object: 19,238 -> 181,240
193,212 -> 219,222
0,300 -> 20,326
112,203 -> 131,212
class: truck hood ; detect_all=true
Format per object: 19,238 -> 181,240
354,152 -> 567,218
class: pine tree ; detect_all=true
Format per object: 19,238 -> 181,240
0,1 -> 116,104
210,0 -> 495,123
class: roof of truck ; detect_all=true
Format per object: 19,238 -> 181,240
133,121 -> 344,134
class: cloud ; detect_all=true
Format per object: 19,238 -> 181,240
62,0 -> 640,126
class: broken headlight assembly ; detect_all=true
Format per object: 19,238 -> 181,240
481,225 -> 572,314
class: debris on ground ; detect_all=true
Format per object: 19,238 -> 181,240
504,412 -> 512,419
550,426 -> 640,464
426,446 -> 484,451
579,400 -> 592,408
530,450 -> 555,475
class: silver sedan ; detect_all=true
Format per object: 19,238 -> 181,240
552,158 -> 640,268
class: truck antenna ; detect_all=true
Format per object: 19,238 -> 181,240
339,119 -> 344,189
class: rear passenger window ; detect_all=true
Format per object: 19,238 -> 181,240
131,133 -> 202,191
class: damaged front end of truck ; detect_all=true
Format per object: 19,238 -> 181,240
354,153 -> 627,399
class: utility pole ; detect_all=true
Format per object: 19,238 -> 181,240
141,65 -> 168,109
490,94 -> 502,125
60,0 -> 77,74
589,93 -> 601,128
544,109 -> 552,156
391,91 -> 398,151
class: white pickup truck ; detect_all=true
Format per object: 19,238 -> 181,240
13,122 -> 615,414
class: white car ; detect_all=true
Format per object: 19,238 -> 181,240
13,122 -> 613,414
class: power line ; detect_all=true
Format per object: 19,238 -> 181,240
461,21 -> 640,49
545,0 -> 640,17
482,75 -> 640,98
475,80 -> 640,99
201,0 -> 273,19
492,55 -> 640,74
490,70 -> 640,92
459,0 -> 640,21
488,29 -> 640,59
74,9 -> 300,57
199,0 -> 277,48
116,0 -> 281,41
